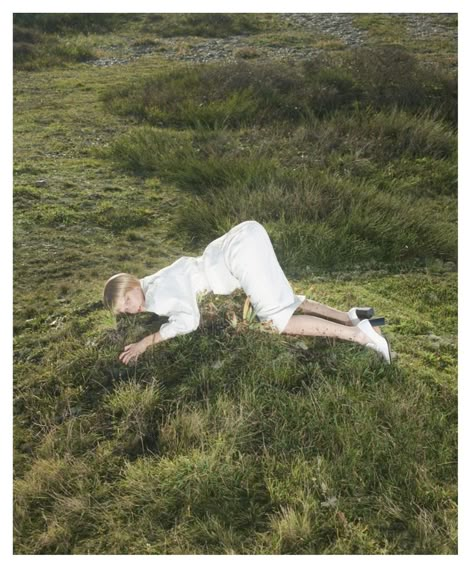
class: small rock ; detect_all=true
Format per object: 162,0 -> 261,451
35,179 -> 48,187
321,496 -> 338,508
428,334 -> 441,342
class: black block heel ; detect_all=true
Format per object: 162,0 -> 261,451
369,317 -> 385,327
355,307 -> 374,320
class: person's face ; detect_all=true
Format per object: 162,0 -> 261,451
117,286 -> 145,315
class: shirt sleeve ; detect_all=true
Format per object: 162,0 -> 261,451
144,273 -> 201,341
158,309 -> 200,340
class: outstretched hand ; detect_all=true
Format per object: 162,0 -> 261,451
119,339 -> 148,365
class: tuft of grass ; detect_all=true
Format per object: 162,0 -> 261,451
161,171 -> 456,272
140,13 -> 266,38
14,29 -> 97,70
104,379 -> 162,458
107,125 -> 280,192
13,13 -> 134,35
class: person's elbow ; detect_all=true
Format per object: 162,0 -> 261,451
180,317 -> 200,335
179,313 -> 200,334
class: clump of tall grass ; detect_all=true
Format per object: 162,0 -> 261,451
103,49 -> 457,128
293,107 -> 456,164
154,170 -> 456,271
104,379 -> 162,457
13,27 -> 97,70
140,13 -> 266,38
13,13 -> 134,35
107,126 -> 279,193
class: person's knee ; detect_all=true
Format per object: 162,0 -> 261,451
246,220 -> 267,237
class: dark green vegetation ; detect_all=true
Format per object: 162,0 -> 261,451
13,14 -> 457,554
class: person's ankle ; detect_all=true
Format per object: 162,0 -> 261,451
353,326 -> 370,345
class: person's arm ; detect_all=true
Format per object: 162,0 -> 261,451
142,330 -> 164,348
119,312 -> 199,365
158,310 -> 200,341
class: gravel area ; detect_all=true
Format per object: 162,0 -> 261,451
278,13 -> 368,45
88,13 -> 457,67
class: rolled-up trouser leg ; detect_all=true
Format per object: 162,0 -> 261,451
223,221 -> 306,333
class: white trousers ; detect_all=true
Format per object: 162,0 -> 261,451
221,221 -> 306,333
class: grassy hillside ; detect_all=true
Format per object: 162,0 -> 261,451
13,14 -> 457,554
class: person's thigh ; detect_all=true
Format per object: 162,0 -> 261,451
224,221 -> 302,321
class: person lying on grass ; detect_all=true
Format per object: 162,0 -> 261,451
103,220 -> 392,366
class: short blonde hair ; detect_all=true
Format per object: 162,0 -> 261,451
103,272 -> 141,314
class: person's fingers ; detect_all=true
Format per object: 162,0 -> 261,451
119,347 -> 142,365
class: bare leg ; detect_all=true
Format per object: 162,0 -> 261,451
281,314 -> 371,346
296,298 -> 351,325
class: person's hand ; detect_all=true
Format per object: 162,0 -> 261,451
119,339 -> 149,365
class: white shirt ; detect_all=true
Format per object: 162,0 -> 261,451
139,232 -> 242,340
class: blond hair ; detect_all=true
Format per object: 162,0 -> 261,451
103,273 -> 141,314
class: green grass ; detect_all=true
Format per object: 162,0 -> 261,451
13,14 -> 457,554
102,50 -> 456,127
103,107 -> 456,271
353,14 -> 458,61
138,13 -> 269,38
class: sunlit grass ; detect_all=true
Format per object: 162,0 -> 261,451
13,13 -> 457,554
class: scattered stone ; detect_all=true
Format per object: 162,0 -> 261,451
84,14 -> 457,68
321,496 -> 338,508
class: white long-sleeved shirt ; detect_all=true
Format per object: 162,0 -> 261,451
139,228 -> 243,340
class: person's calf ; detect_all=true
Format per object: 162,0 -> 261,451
282,314 -> 369,345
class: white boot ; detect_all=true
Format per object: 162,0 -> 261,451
348,308 -> 361,325
357,319 -> 392,364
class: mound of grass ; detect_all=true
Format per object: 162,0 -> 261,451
13,13 -> 134,35
13,26 -> 97,70
140,13 -> 267,38
102,51 -> 457,269
297,108 -> 456,163
105,107 -> 457,270
102,48 -> 457,128
166,176 -> 456,273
